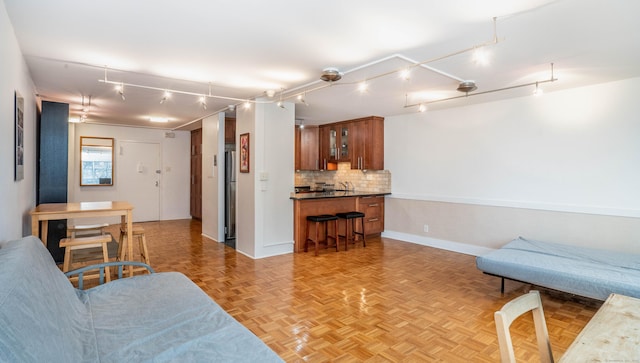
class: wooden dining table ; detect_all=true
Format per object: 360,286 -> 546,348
30,201 -> 134,275
559,293 -> 640,362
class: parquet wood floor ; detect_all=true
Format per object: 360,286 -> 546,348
101,219 -> 600,362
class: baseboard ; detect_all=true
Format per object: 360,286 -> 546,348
381,230 -> 495,256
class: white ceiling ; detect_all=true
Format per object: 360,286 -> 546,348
5,0 -> 640,130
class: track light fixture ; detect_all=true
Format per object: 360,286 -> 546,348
533,82 -> 544,97
115,83 -> 125,101
297,93 -> 308,106
160,90 -> 171,104
199,96 -> 207,110
406,63 -> 557,111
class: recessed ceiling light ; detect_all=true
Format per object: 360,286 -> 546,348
149,116 -> 169,123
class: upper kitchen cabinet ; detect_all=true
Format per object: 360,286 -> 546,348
350,116 -> 384,171
295,125 -> 319,171
311,116 -> 384,171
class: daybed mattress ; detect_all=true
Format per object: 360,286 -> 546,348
476,237 -> 640,301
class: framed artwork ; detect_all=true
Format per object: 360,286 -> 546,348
14,91 -> 24,181
240,133 -> 250,173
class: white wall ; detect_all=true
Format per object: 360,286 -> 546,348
68,123 -> 190,223
235,100 -> 295,258
384,78 -> 640,254
0,0 -> 38,241
201,113 -> 225,241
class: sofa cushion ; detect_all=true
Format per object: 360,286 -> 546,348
0,236 -> 97,362
81,272 -> 283,362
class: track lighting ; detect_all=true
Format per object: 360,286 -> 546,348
266,89 -> 276,97
228,104 -> 235,111
533,82 -> 544,97
160,90 -> 171,104
297,93 -> 308,106
115,83 -> 125,101
418,104 -> 427,113
243,101 -> 251,109
199,96 -> 207,110
400,68 -> 411,80
358,81 -> 368,93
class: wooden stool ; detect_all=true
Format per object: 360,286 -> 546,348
67,223 -> 109,238
60,234 -> 113,282
118,224 -> 150,265
305,214 -> 339,256
336,211 -> 366,250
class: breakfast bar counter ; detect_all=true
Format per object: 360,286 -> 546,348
291,191 -> 389,253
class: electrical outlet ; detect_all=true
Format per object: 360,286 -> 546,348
423,224 -> 429,233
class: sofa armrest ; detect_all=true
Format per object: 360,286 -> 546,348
65,261 -> 155,289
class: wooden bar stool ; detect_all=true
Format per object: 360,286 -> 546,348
336,211 -> 366,250
118,224 -> 150,265
305,214 -> 339,256
67,223 -> 109,238
60,234 -> 113,282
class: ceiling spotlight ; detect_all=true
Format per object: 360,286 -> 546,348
533,82 -> 544,97
457,80 -> 477,93
358,81 -> 368,93
228,104 -> 235,111
265,89 -> 276,98
149,116 -> 169,123
199,96 -> 207,110
243,101 -> 251,109
277,101 -> 285,109
115,83 -> 125,101
320,67 -> 343,82
472,47 -> 490,66
160,90 -> 171,104
297,93 -> 308,106
418,104 -> 427,113
400,68 -> 411,80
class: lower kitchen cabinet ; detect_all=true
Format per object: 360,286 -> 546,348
357,195 -> 385,235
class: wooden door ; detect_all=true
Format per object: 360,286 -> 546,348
190,129 -> 202,219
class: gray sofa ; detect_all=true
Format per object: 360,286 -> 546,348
476,236 -> 640,301
0,236 -> 283,362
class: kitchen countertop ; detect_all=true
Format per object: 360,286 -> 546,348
290,191 -> 390,200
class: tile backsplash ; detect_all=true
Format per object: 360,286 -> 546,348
295,162 -> 391,193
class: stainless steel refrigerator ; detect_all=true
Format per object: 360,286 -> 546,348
225,150 -> 236,240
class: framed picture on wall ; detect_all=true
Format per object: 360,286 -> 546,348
14,91 -> 24,181
240,133 -> 250,173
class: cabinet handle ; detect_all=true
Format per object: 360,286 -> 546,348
368,203 -> 379,207
368,218 -> 379,222
316,159 -> 319,170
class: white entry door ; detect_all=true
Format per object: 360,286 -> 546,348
118,141 -> 160,222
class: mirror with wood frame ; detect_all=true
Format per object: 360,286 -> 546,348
80,136 -> 114,186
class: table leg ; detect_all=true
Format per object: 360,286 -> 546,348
41,221 -> 49,247
31,216 -> 40,241
126,211 -> 133,277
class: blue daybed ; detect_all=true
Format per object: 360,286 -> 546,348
476,236 -> 640,301
0,236 -> 283,362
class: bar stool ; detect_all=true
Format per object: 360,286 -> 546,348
60,234 -> 113,282
67,223 -> 110,238
305,214 -> 339,256
336,211 -> 366,250
118,224 -> 150,265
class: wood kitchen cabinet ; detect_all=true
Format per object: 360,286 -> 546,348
317,116 -> 384,171
319,123 -> 349,170
225,117 -> 236,144
295,125 -> 319,170
357,195 -> 385,235
350,116 -> 384,170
